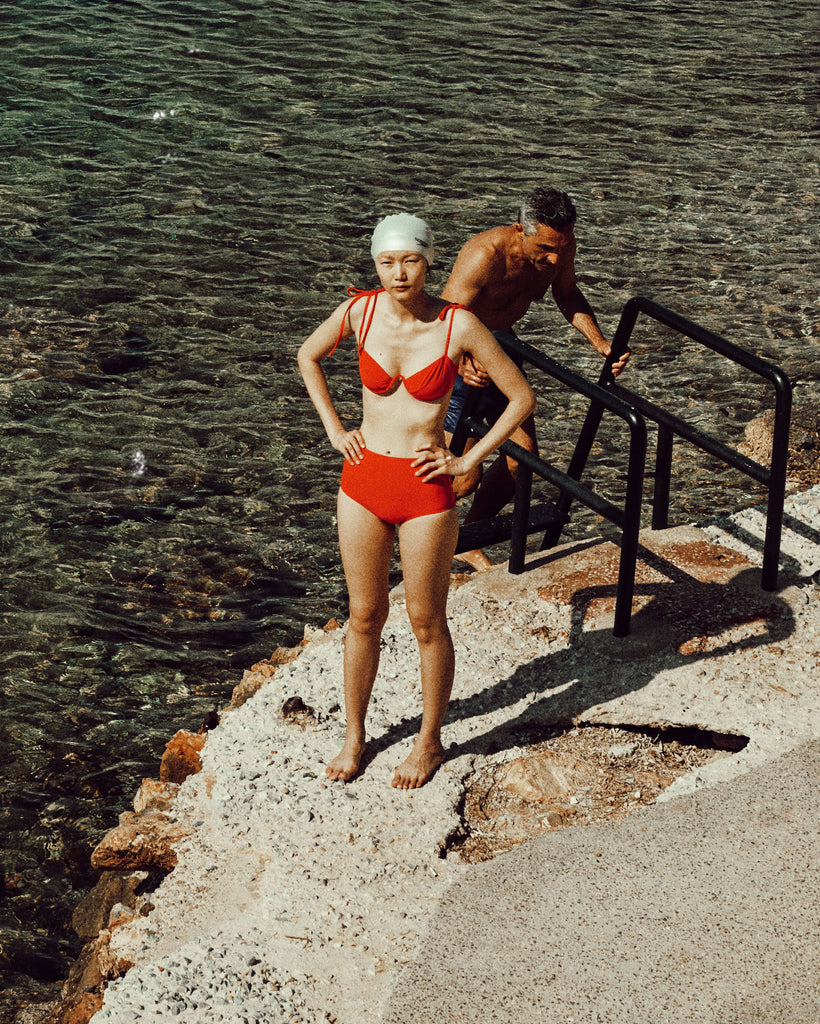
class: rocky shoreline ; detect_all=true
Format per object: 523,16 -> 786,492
18,471 -> 819,1024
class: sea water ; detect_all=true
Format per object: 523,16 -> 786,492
0,0 -> 817,1006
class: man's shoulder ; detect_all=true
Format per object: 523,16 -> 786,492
455,225 -> 513,274
462,223 -> 514,254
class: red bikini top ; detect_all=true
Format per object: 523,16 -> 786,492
331,288 -> 466,402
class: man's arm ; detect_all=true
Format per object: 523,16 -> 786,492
552,259 -> 630,376
441,239 -> 504,385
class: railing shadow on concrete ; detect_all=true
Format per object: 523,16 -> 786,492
451,296 -> 792,637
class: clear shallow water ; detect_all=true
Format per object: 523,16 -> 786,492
0,0 -> 817,1002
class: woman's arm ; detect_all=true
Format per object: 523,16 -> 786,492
296,302 -> 366,464
415,312 -> 535,481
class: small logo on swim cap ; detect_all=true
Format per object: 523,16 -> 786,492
371,213 -> 434,263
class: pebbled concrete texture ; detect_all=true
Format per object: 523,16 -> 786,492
84,487 -> 820,1024
384,738 -> 820,1024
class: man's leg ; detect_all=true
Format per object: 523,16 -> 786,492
455,413 -> 538,569
444,432 -> 482,499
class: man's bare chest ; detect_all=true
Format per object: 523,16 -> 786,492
490,265 -> 553,304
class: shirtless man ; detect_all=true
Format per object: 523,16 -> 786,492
442,185 -> 629,570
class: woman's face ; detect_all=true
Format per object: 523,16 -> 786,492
374,251 -> 427,299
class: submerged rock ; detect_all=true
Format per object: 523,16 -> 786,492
740,403 -> 820,488
71,871 -> 149,943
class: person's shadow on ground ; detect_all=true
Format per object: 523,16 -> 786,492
362,535 -> 806,772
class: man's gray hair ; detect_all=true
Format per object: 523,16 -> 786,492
519,186 -> 577,234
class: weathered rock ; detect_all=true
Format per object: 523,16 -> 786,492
50,989 -> 103,1024
271,644 -> 307,664
71,871 -> 148,942
107,903 -> 135,929
229,646 -> 302,709
133,777 -> 179,814
48,931 -> 133,1024
64,940 -> 104,996
90,812 -> 193,872
282,694 -> 318,726
159,729 -> 206,783
740,403 -> 820,488
229,670 -> 267,709
94,930 -> 133,980
501,750 -> 592,802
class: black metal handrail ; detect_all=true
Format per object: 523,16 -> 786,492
550,296 -> 792,590
451,335 -> 647,637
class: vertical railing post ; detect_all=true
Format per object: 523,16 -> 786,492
613,410 -> 647,637
761,371 -> 792,590
509,462 -> 533,575
652,426 -> 674,530
541,300 -> 638,551
541,397 -> 605,549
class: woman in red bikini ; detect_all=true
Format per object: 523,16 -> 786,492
298,213 -> 534,789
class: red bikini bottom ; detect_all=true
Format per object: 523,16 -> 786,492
340,449 -> 455,525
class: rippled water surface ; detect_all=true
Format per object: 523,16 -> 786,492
1,0 -> 817,1003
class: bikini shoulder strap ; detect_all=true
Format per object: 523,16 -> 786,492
328,288 -> 383,355
437,302 -> 472,357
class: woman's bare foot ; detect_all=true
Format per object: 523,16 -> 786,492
325,737 -> 366,782
454,548 -> 494,573
391,740 -> 447,790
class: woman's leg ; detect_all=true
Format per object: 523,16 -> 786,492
328,489 -> 395,781
392,506 -> 459,789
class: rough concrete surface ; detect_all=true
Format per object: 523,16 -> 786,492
385,739 -> 820,1024
87,487 -> 820,1024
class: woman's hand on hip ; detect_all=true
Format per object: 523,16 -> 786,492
412,444 -> 467,481
331,428 -> 366,465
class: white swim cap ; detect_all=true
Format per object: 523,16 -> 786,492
370,213 -> 435,265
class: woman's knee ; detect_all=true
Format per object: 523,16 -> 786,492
407,607 -> 450,646
348,601 -> 389,637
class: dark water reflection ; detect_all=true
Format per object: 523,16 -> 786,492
0,0 -> 817,1001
